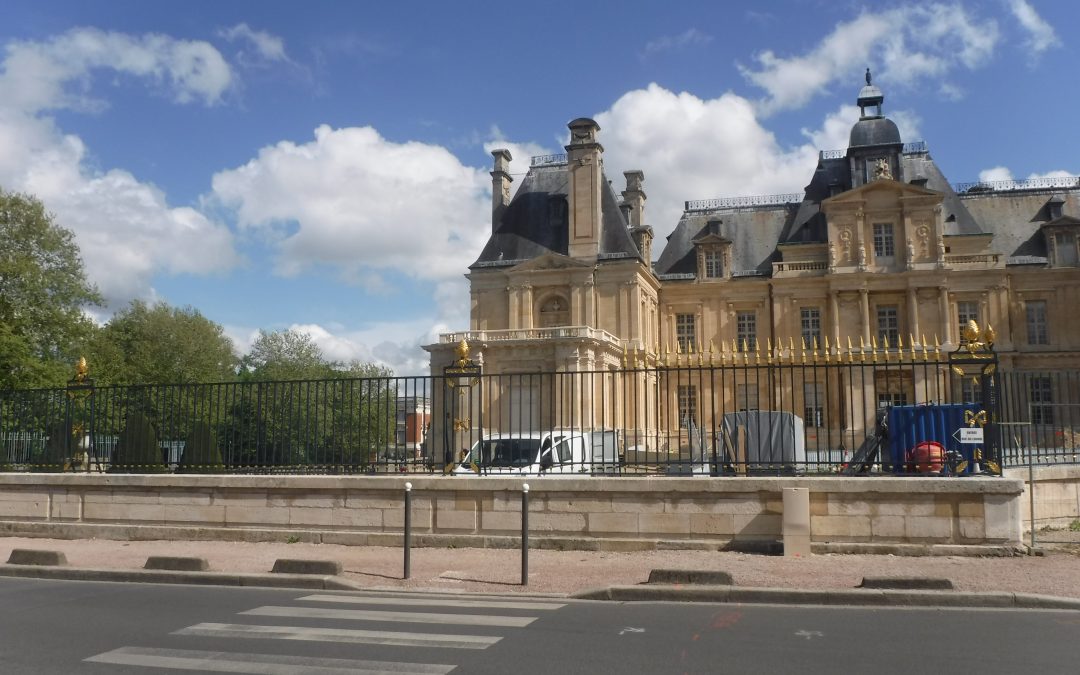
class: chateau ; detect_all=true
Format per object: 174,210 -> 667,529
425,77 -> 1079,457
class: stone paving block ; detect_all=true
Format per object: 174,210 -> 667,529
7,549 -> 67,566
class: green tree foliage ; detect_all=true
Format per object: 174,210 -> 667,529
87,300 -> 237,385
0,189 -> 101,389
109,412 -> 166,473
227,329 -> 397,470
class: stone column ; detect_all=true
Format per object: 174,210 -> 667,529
830,292 -> 840,344
860,288 -> 871,344
939,287 -> 951,345
521,284 -> 534,330
907,287 -> 920,344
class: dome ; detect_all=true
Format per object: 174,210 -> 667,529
849,116 -> 901,148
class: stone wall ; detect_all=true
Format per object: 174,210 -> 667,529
1005,465 -> 1080,532
0,473 -> 1023,552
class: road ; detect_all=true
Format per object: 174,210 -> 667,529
0,577 -> 1077,674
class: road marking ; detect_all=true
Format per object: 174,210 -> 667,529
86,646 -> 455,674
241,605 -> 537,628
795,630 -> 824,640
297,594 -> 565,611
174,622 -> 500,650
619,627 -> 645,635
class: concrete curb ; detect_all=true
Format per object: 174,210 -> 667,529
571,584 -> 1080,610
0,564 -> 365,591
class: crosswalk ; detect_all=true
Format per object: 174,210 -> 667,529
84,591 -> 566,674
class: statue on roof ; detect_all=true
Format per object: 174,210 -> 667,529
865,68 -> 872,86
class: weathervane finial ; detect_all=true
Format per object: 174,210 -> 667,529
865,67 -> 872,86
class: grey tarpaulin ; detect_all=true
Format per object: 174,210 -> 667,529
721,411 -> 806,473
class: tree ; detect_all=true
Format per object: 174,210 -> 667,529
0,188 -> 101,389
240,329 -> 330,381
87,300 -> 238,385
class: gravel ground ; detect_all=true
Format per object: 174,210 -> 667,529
1,537 -> 1078,598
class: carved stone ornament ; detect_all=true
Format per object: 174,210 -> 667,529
873,158 -> 893,181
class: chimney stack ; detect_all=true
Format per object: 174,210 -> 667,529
566,118 -> 603,260
490,149 -> 513,233
622,170 -> 646,227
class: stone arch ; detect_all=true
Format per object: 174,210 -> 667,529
536,291 -> 570,328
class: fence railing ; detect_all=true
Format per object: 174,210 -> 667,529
10,346 -> 1073,476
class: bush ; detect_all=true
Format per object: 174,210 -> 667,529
29,422 -> 71,472
109,413 -> 166,473
178,421 -> 224,473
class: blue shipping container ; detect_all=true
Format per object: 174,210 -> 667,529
886,404 -> 981,475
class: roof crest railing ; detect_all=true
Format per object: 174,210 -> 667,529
530,154 -> 568,167
685,194 -> 804,212
954,176 -> 1080,194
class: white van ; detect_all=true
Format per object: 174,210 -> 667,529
453,430 -> 620,476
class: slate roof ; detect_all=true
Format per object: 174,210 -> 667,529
654,205 -> 795,277
471,163 -> 641,269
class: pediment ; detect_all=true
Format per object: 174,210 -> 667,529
691,233 -> 730,246
509,252 -> 591,273
1041,215 -> 1080,230
823,178 -> 940,205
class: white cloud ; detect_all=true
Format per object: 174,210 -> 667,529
589,84 -> 846,238
211,124 -> 492,284
1008,0 -> 1061,56
978,166 -> 1014,182
0,27 -> 232,111
739,5 -> 999,114
642,29 -> 713,58
0,29 -> 240,308
218,23 -> 289,64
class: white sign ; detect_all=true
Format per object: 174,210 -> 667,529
958,427 -> 984,444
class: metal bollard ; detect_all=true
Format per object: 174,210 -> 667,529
404,482 -> 412,580
521,483 -> 529,586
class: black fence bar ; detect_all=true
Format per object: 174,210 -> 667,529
5,351 -> 1080,476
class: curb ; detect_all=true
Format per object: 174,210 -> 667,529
571,584 -> 1080,611
0,564 -> 365,591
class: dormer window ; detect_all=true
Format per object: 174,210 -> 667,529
703,249 -> 723,278
1054,232 -> 1078,266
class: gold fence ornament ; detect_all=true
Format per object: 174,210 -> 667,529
964,410 -> 988,428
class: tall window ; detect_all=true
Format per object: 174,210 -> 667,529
703,249 -> 723,278
675,313 -> 696,352
800,307 -> 821,347
1055,232 -> 1078,266
735,384 -> 759,411
1026,300 -> 1049,345
1030,376 -> 1054,425
957,301 -> 979,342
736,311 -> 756,351
803,382 -> 824,428
959,377 -> 982,404
873,223 -> 895,258
876,305 -> 900,345
678,385 -> 697,428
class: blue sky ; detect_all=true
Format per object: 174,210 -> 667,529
1,0 -> 1075,375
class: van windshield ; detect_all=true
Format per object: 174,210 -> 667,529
471,439 -> 539,468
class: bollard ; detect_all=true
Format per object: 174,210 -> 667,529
404,482 -> 412,580
521,482 -> 530,586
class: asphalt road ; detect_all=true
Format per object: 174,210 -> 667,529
0,578 -> 1077,674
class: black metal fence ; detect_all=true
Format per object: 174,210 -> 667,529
12,340 -> 1078,476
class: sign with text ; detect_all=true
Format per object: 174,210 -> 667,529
957,427 -> 984,444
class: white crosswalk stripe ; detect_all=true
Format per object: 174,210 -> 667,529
240,605 -> 538,627
173,622 -> 501,649
296,593 -> 566,611
86,592 -> 559,673
85,646 -> 455,674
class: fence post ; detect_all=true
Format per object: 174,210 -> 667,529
403,481 -> 412,579
521,482 -> 529,586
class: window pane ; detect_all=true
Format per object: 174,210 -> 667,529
704,250 -> 723,278
678,384 -> 697,427
957,301 -> 978,343
1026,301 -> 1049,345
676,314 -> 696,352
737,311 -> 756,351
873,223 -> 894,258
876,305 -> 899,345
800,307 -> 821,347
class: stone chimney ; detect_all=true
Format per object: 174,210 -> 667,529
622,170 -> 652,263
621,170 -> 646,227
490,148 -> 513,233
566,118 -> 603,260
